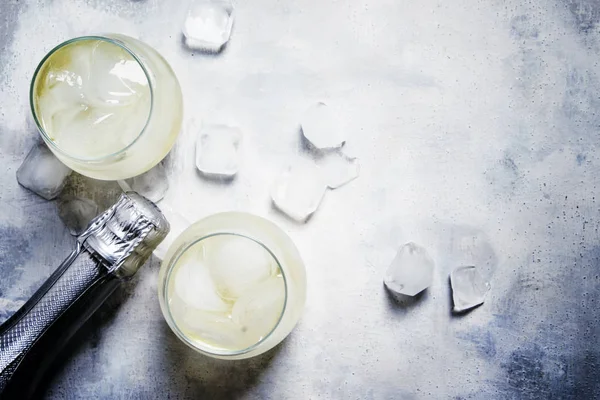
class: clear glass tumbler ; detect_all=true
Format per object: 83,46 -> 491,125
30,34 -> 183,180
158,212 -> 307,360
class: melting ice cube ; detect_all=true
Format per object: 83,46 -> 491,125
195,124 -> 242,178
153,203 -> 192,260
450,266 -> 490,312
317,151 -> 360,189
16,143 -> 72,200
57,196 -> 99,236
120,162 -> 169,203
271,161 -> 328,222
174,246 -> 230,312
232,276 -> 285,342
301,102 -> 345,150
183,0 -> 235,53
173,301 -> 243,349
206,235 -> 273,300
384,242 -> 435,296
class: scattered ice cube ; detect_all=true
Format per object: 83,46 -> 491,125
174,246 -> 230,312
183,0 -> 235,53
206,235 -> 273,300
57,196 -> 99,236
119,162 -> 169,203
153,203 -> 192,260
301,102 -> 345,150
271,161 -> 328,222
232,276 -> 285,342
384,242 -> 435,296
16,143 -> 72,200
450,266 -> 490,312
195,124 -> 242,178
317,151 -> 360,189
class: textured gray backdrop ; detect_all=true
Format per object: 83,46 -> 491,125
1,0 -> 599,399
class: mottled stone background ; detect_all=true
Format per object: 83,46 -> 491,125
1,0 -> 599,399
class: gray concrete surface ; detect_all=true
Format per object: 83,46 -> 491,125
1,0 -> 600,398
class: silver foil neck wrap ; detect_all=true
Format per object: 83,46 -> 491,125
80,192 -> 170,277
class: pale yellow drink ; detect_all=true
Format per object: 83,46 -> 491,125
31,35 -> 182,180
158,213 -> 307,359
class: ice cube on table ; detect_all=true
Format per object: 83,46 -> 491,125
119,162 -> 169,203
183,0 -> 235,53
317,151 -> 360,189
450,266 -> 490,312
16,143 -> 72,200
195,124 -> 242,178
117,179 -> 132,192
153,203 -> 192,261
232,276 -> 285,342
384,242 -> 435,296
206,235 -> 274,300
57,196 -> 99,236
174,246 -> 230,312
271,162 -> 328,222
301,102 -> 345,150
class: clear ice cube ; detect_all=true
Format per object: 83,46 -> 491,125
384,242 -> 435,296
183,0 -> 235,53
174,246 -> 230,312
195,124 -> 242,178
168,287 -> 244,349
57,196 -> 99,236
153,203 -> 192,261
176,303 -> 244,349
206,235 -> 273,300
120,162 -> 169,203
450,266 -> 490,312
271,161 -> 328,222
317,151 -> 360,189
231,276 -> 285,342
301,102 -> 345,150
16,143 -> 72,200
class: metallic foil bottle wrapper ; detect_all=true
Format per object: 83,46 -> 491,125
0,192 -> 169,399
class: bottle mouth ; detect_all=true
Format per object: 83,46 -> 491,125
29,35 -> 154,163
162,232 -> 289,358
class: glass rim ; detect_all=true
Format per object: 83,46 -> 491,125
162,232 -> 289,358
29,35 -> 154,163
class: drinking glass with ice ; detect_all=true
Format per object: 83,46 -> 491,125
30,34 -> 183,180
158,212 -> 307,359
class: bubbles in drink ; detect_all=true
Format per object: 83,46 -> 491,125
167,235 -> 285,351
